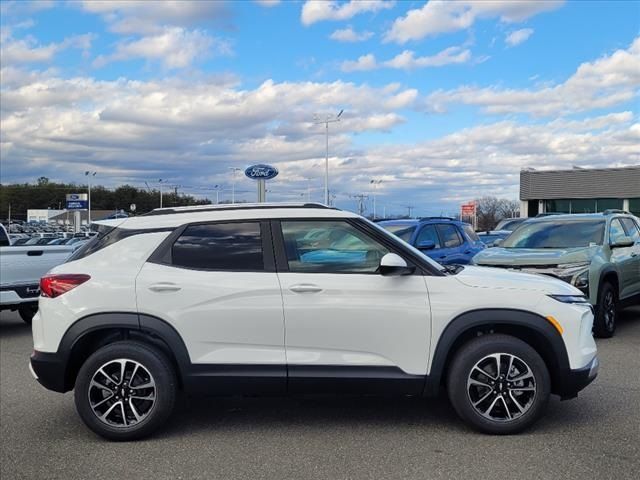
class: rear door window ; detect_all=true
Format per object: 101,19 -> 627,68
436,224 -> 463,248
172,222 -> 263,271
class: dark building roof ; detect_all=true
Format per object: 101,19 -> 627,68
520,166 -> 640,200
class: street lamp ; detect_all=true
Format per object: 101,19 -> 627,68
212,184 -> 221,204
313,109 -> 343,206
370,179 -> 382,219
85,171 -> 96,223
228,167 -> 242,204
158,179 -> 166,208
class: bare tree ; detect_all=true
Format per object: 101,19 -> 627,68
475,197 -> 520,231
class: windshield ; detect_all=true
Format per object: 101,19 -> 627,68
502,220 -> 605,249
380,224 -> 416,242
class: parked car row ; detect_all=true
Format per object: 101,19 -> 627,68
379,210 -> 639,338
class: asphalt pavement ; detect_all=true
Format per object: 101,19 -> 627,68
1,307 -> 639,480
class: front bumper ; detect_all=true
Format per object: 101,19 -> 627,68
30,350 -> 69,393
555,356 -> 599,400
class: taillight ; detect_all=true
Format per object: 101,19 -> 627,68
40,274 -> 91,298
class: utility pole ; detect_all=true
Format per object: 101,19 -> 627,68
313,110 -> 343,205
228,167 -> 242,204
351,194 -> 369,216
404,205 -> 414,218
370,179 -> 382,219
85,171 -> 96,223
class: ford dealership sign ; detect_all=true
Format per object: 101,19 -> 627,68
245,164 -> 279,181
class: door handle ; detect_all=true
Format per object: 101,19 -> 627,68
148,283 -> 181,292
289,284 -> 323,294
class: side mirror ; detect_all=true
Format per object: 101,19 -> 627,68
493,239 -> 503,247
379,253 -> 415,276
611,236 -> 634,248
416,240 -> 436,250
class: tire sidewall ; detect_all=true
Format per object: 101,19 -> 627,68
594,282 -> 617,338
74,341 -> 176,441
447,335 -> 551,435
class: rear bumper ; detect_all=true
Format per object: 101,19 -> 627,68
30,350 -> 69,393
556,356 -> 599,400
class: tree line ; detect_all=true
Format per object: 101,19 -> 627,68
0,177 -> 210,220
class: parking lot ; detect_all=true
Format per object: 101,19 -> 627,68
0,308 -> 637,480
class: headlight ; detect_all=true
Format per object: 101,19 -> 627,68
548,294 -> 590,304
552,262 -> 590,293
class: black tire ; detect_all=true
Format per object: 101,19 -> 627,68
18,304 -> 38,324
74,341 -> 177,441
593,282 -> 618,338
447,334 -> 550,435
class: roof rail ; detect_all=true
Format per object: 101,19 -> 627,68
142,202 -> 333,217
602,209 -> 630,215
419,216 -> 455,221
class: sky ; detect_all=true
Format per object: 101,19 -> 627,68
0,0 -> 639,217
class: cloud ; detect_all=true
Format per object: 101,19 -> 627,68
341,46 -> 471,72
329,27 -> 374,42
426,36 -> 640,116
1,65 -> 637,213
255,0 -> 281,6
80,0 -> 232,34
301,0 -> 395,26
341,53 -> 378,72
0,31 -> 94,64
385,0 -> 563,44
505,28 -> 533,47
92,27 -> 231,69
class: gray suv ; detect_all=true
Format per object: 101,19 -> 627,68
473,211 -> 640,337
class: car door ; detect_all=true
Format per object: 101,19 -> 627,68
608,218 -> 637,301
275,219 -> 431,394
135,220 -> 286,393
619,218 -> 640,298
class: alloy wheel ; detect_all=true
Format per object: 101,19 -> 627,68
467,353 -> 536,422
603,291 -> 616,331
88,358 -> 156,428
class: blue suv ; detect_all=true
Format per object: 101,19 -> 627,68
378,217 -> 485,265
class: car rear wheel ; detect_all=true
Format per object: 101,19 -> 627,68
74,341 -> 177,441
447,334 -> 550,434
593,282 -> 617,338
18,304 -> 38,324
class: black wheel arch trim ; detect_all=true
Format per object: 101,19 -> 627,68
598,267 -> 619,295
53,312 -> 193,392
423,308 -> 570,397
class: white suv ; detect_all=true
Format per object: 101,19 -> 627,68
30,203 -> 598,440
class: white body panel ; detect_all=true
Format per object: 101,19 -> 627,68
135,263 -> 285,364
33,232 -> 169,352
278,272 -> 431,375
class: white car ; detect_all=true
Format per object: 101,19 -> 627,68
30,203 -> 598,440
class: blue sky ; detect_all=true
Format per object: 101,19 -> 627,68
1,0 -> 638,216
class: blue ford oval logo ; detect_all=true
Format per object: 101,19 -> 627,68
244,164 -> 279,181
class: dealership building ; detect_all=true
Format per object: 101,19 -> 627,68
519,166 -> 640,218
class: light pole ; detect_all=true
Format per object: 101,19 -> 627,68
158,179 -> 166,208
313,109 -> 343,205
228,167 -> 242,204
85,171 -> 96,223
370,179 -> 382,219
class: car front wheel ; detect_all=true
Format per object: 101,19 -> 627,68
447,334 -> 550,434
74,341 -> 177,441
593,282 -> 618,338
